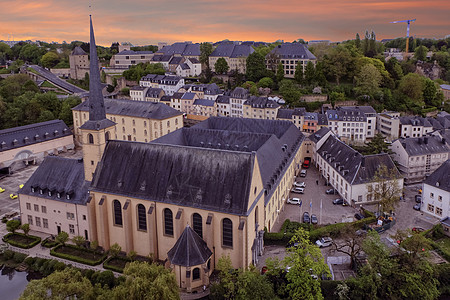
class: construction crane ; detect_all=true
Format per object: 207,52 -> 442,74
390,19 -> 416,54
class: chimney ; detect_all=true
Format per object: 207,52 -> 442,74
361,156 -> 365,167
442,138 -> 446,144
424,137 -> 428,144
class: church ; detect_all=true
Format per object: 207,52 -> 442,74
18,16 -> 305,292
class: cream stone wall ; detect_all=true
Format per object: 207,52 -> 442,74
244,106 -> 279,120
19,194 -> 90,239
0,135 -> 74,170
72,110 -> 183,143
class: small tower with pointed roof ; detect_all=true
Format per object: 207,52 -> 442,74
79,16 -> 116,182
69,45 -> 89,80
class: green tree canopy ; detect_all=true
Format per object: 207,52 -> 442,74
354,64 -> 382,98
367,164 -> 403,213
414,45 -> 428,61
258,77 -> 274,89
215,57 -> 229,74
246,52 -> 267,82
200,42 -> 214,68
398,73 -> 426,105
41,52 -> 60,69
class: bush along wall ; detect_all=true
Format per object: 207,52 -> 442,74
50,244 -> 107,266
2,233 -> 41,249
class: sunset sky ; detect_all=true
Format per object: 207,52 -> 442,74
1,0 -> 449,46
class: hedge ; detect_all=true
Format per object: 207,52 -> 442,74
50,244 -> 107,266
41,238 -> 59,248
2,233 -> 41,249
103,256 -> 131,273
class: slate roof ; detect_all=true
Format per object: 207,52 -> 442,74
276,108 -> 306,119
167,225 -> 212,267
140,74 -> 183,85
71,46 -> 86,56
172,92 -> 184,99
146,88 -> 164,98
158,43 -> 201,57
268,43 -> 316,60
151,54 -> 172,62
398,136 -> 449,156
116,50 -> 153,55
169,56 -> 183,65
160,95 -> 172,102
19,156 -> 89,205
319,135 -> 399,185
183,44 -> 201,56
399,116 -> 433,127
193,99 -> 215,106
216,95 -> 230,104
317,113 -> 328,125
179,63 -> 190,70
325,107 -> 367,122
424,159 -> 450,193
80,17 -> 116,131
440,84 -> 450,90
211,44 -> 254,58
91,141 -> 255,215
181,92 -> 196,100
244,96 -> 280,108
304,112 -> 318,121
72,98 -> 182,120
187,57 -> 200,64
0,120 -> 72,152
231,87 -> 249,99
308,127 -> 330,143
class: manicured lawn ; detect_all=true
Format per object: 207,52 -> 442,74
8,234 -> 36,244
51,244 -> 107,266
54,245 -> 100,261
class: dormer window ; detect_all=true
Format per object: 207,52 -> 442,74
57,192 -> 61,199
31,187 -> 35,193
66,194 -> 71,200
48,191 -> 52,197
39,189 -> 43,195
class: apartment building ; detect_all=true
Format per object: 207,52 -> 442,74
243,96 -> 280,120
139,74 -> 185,96
399,116 -> 433,138
390,136 -> 449,184
229,87 -> 249,118
192,99 -> 217,118
110,50 -> 154,68
189,83 -> 222,100
377,111 -> 401,141
209,44 -> 254,74
317,134 -> 402,205
216,95 -> 231,117
266,43 -> 316,78
421,160 -> 450,219
129,86 -> 165,102
276,108 -> 307,130
176,58 -> 202,77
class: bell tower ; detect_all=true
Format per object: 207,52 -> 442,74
79,16 -> 116,181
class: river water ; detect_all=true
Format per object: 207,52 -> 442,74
0,266 -> 42,300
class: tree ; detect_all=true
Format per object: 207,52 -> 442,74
354,64 -> 382,98
109,243 -> 122,257
200,42 -> 213,68
6,219 -> 21,233
284,228 -> 330,300
215,57 -> 229,74
72,235 -> 86,248
41,52 -> 60,69
21,223 -> 30,236
414,45 -> 428,61
258,77 -> 274,89
294,62 -> 304,84
246,52 -> 267,82
19,268 -> 99,300
59,96 -> 81,126
355,33 -> 361,50
398,73 -> 425,105
332,225 -> 365,268
56,231 -> 69,245
111,261 -> 179,300
304,61 -> 316,86
359,133 -> 392,155
276,62 -> 284,83
279,79 -> 302,105
329,91 -> 345,105
367,164 -> 403,213
423,79 -> 438,107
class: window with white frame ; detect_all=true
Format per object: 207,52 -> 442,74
69,224 -> 75,234
427,204 -> 434,213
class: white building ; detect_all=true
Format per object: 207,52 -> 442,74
110,50 -> 154,69
139,74 -> 185,96
317,134 -> 402,206
216,95 -> 231,117
176,58 -> 202,77
390,136 -> 449,184
421,160 -> 450,219
230,87 -> 249,118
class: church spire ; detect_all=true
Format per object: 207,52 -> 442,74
80,15 -> 115,131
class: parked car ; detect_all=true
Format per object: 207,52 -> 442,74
291,187 -> 305,194
413,203 -> 421,211
9,193 -> 17,200
311,214 -> 318,224
332,198 -> 344,205
315,237 -> 333,248
412,227 -> 425,233
415,195 -> 422,203
299,170 -> 307,177
0,187 -> 5,193
294,181 -> 306,188
325,188 -> 335,194
354,213 -> 365,220
287,198 -> 302,205
302,158 -> 311,169
303,212 -> 310,223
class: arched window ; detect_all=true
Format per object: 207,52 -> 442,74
175,118 -> 178,125
137,204 -> 147,231
144,130 -> 147,136
88,133 -> 94,144
133,120 -> 136,126
164,208 -> 173,236
193,267 -> 200,280
192,213 -> 203,238
144,121 -> 147,127
133,128 -> 136,135
167,120 -> 170,127
105,131 -> 110,141
222,218 -> 233,247
113,200 -> 123,226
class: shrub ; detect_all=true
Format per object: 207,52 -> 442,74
6,219 -> 21,233
103,256 -> 131,273
2,217 -> 8,223
13,252 -> 27,263
3,249 -> 14,260
50,244 -> 107,266
41,237 -> 59,248
33,257 -> 46,270
3,233 -> 41,249
24,256 -> 36,266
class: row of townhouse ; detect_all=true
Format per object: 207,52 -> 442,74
377,111 -> 450,141
138,74 -> 185,96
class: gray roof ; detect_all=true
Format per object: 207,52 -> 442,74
191,83 -> 220,95
169,56 -> 183,65
158,43 -> 201,57
244,96 -> 280,108
424,159 -> 450,193
146,88 -> 164,98
80,17 -> 115,131
231,87 -> 249,99
179,63 -> 190,70
318,113 -> 328,125
276,108 -> 306,119
399,116 -> 432,127
71,46 -> 86,56
211,44 -> 254,58
325,107 -> 367,122
167,225 -> 212,267
160,95 -> 172,102
187,57 -> 200,64
0,120 -> 72,152
397,136 -> 449,156
19,157 -> 89,205
193,99 -> 215,106
116,50 -> 153,55
441,216 -> 450,227
319,135 -> 399,185
216,95 -> 230,104
268,43 -> 316,60
140,74 -> 182,85
181,92 -> 196,100
440,84 -> 450,90
151,54 -> 172,62
308,127 -> 330,143
91,141 -> 255,215
73,98 -> 182,120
